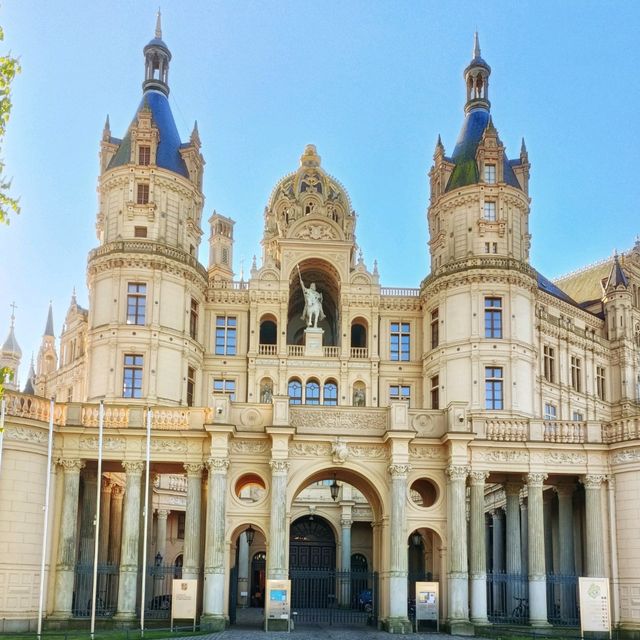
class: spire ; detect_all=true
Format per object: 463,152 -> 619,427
605,252 -> 629,291
44,302 -> 54,337
22,356 -> 36,395
473,31 -> 481,59
102,114 -> 111,141
155,8 -> 162,38
1,303 -> 21,356
143,11 -> 172,97
463,32 -> 491,114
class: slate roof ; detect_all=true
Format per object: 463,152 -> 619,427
536,270 -> 581,307
107,90 -> 189,178
1,325 -> 21,355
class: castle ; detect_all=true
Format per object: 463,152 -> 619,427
1,18 -> 639,636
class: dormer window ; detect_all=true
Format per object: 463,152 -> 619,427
138,145 -> 151,166
484,164 -> 496,184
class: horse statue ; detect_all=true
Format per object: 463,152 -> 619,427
297,265 -> 326,329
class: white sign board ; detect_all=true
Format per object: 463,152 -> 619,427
579,577 -> 611,635
171,579 -> 198,630
415,581 -> 439,631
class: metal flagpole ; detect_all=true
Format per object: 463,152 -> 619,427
0,397 -> 6,476
36,398 -> 55,640
90,400 -> 104,639
139,407 -> 152,636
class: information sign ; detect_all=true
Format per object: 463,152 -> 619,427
415,581 -> 439,631
579,577 -> 611,637
170,579 -> 198,631
265,579 -> 291,629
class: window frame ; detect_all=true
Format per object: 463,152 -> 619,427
485,366 -> 504,410
484,297 -> 503,339
323,380 -> 338,406
215,315 -> 237,355
596,366 -> 606,400
543,345 -> 555,383
126,282 -> 147,325
390,321 -> 410,361
138,145 -> 151,166
544,402 -> 557,420
484,164 -> 496,184
430,375 -> 439,410
189,298 -> 199,340
136,182 -> 150,205
288,379 -> 302,405
483,200 -> 497,221
305,379 -> 320,405
213,378 -> 236,401
123,353 -> 144,398
186,366 -> 195,407
389,384 -> 411,403
430,309 -> 439,350
570,355 -> 582,393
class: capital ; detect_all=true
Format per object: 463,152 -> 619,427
122,460 -> 145,474
111,484 -> 124,498
156,509 -> 170,519
184,462 -> 204,476
206,457 -> 230,473
56,458 -> 85,473
469,470 -> 489,486
581,474 -> 607,489
445,465 -> 470,481
525,472 -> 547,487
388,463 -> 411,478
340,518 -> 352,529
504,481 -> 522,497
554,483 -> 575,498
101,477 -> 113,492
270,459 -> 290,474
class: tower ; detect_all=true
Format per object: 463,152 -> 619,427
36,303 -> 57,377
0,304 -> 22,391
87,14 -> 206,404
208,211 -> 235,281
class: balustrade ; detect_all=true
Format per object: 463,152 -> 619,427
543,421 -> 585,443
485,419 -> 529,441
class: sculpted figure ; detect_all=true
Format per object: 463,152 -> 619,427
297,265 -> 325,328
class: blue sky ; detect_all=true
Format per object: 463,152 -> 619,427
1,1 -> 638,383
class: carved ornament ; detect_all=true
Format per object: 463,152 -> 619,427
469,471 -> 489,485
445,465 -> 470,481
184,463 -> 204,475
270,460 -> 290,474
206,457 -> 230,473
122,461 -> 145,474
409,445 -> 443,460
525,472 -> 548,487
5,426 -> 50,444
80,436 -> 126,451
56,458 -> 86,472
476,449 -> 528,463
151,439 -> 188,453
289,442 -> 332,457
230,440 -> 269,455
544,451 -> 587,465
388,463 -> 411,478
580,474 -> 607,489
611,448 -> 640,464
290,407 -> 386,433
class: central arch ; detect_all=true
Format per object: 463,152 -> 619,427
290,515 -> 336,570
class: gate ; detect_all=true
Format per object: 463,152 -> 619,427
229,564 -> 238,625
486,571 -> 529,624
144,563 -> 182,619
547,574 -> 579,626
72,563 -> 119,617
289,568 -> 378,626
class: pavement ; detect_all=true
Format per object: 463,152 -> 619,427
198,628 -> 477,640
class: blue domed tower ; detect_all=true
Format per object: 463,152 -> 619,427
86,14 -> 206,405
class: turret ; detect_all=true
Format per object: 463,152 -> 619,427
0,303 -> 22,390
208,211 -> 235,281
603,252 -> 632,342
36,303 -> 57,377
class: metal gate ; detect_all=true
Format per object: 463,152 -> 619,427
288,568 -> 378,626
229,564 -> 238,625
547,574 -> 579,626
144,563 -> 182,619
72,563 -> 119,617
486,572 -> 529,624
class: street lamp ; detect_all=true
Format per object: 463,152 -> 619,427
330,474 -> 340,501
155,551 -> 163,566
411,531 -> 422,547
245,524 -> 255,546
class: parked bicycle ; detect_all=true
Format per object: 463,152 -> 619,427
511,596 -> 529,619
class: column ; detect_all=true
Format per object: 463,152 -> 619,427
581,474 -> 607,577
202,457 -> 229,630
491,509 -> 505,613
114,461 -> 144,622
505,482 -> 523,616
526,472 -> 549,626
52,459 -> 85,619
108,485 -> 124,564
387,463 -> 411,632
98,479 -> 112,563
267,460 -> 289,580
469,471 -> 489,623
543,493 -> 554,575
79,471 -> 98,562
238,532 -> 250,608
519,496 -> 528,577
446,465 -> 471,633
182,463 -> 203,580
556,483 -> 576,619
340,517 -> 352,606
155,509 -> 169,561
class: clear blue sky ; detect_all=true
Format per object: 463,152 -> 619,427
1,1 -> 638,383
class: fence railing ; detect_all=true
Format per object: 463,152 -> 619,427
73,563 -> 119,618
487,572 -> 529,624
547,573 -> 579,626
258,343 -> 277,355
350,347 -> 368,359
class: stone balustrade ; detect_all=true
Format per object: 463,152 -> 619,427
258,343 -> 277,355
483,418 -> 530,441
603,417 -> 640,443
543,421 -> 585,443
3,391 -> 66,424
82,405 -> 128,428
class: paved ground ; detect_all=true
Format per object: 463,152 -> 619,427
198,628 -> 476,640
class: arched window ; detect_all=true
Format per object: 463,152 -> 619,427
288,379 -> 302,405
305,379 -> 320,405
259,319 -> 277,345
351,322 -> 367,348
323,380 -> 338,406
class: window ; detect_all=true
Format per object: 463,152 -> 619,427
430,309 -> 439,349
288,379 -> 302,405
215,316 -> 237,355
136,183 -> 149,205
187,366 -> 195,407
430,375 -> 439,410
572,410 -> 584,421
134,226 -> 147,238
570,355 -> 582,392
126,283 -> 147,325
485,366 -> 503,410
544,403 -> 557,420
484,164 -> 496,184
596,366 -> 606,400
389,384 -> 410,402
305,380 -> 320,405
323,381 -> 338,406
390,322 -> 410,361
484,297 -> 502,338
177,513 -> 185,539
138,145 -> 151,166
189,298 -> 199,340
543,345 -> 555,383
483,201 -> 496,221
123,354 -> 143,398
213,378 -> 235,400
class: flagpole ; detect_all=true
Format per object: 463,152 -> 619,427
0,397 -> 6,476
37,398 -> 55,640
90,400 -> 104,639
140,407 -> 152,636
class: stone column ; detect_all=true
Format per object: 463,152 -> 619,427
267,460 -> 289,580
387,463 -> 411,632
526,472 -> 549,626
491,508 -> 505,613
556,483 -> 576,619
446,465 -> 471,634
238,532 -> 250,608
114,460 -> 144,622
340,517 -> 352,606
182,463 -> 203,580
505,483 -> 522,575
581,474 -> 607,577
98,479 -> 112,563
155,509 -> 169,561
79,471 -> 98,562
108,485 -> 124,564
202,457 -> 229,630
469,471 -> 489,624
520,496 -> 528,577
52,459 -> 85,619
543,493 -> 554,575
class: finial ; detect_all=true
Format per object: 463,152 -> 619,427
373,260 -> 379,276
155,8 -> 162,39
104,115 -> 110,132
252,255 -> 257,270
473,31 -> 481,59
520,137 -> 527,154
9,301 -> 17,327
240,256 -> 245,282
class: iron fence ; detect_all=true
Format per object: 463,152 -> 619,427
547,573 -> 579,626
72,563 -> 119,618
487,571 -> 529,624
144,563 -> 182,619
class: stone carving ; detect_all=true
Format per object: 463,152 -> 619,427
184,463 -> 204,475
525,472 -> 548,487
270,460 -> 290,474
445,465 -> 470,480
80,435 -> 126,451
611,448 -> 640,464
331,437 -> 349,463
544,451 -> 587,464
477,449 -> 528,463
353,387 -> 366,407
240,408 -> 264,427
289,442 -> 332,457
295,222 -> 338,241
348,445 -> 387,459
206,457 -> 230,472
151,439 -> 188,453
261,383 -> 273,404
230,440 -> 269,454
168,496 -> 187,507
469,471 -> 490,485
580,474 -> 607,488
409,445 -> 443,460
388,463 -> 411,478
121,460 -> 145,473
290,407 -> 387,432
5,426 -> 49,444
412,413 -> 439,436
56,458 -> 85,472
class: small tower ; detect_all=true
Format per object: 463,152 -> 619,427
208,211 -> 235,281
143,11 -> 171,96
464,32 -> 491,113
37,303 -> 57,377
22,356 -> 36,395
603,253 -> 632,342
0,304 -> 22,391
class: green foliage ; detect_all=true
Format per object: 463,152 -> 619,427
0,365 -> 13,398
0,24 -> 20,224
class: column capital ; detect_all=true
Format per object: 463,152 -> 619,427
524,472 -> 547,487
580,474 -> 607,489
184,462 -> 204,476
122,460 -> 145,474
469,471 -> 489,486
388,463 -> 411,478
446,464 -> 470,481
505,481 -> 522,497
269,459 -> 290,475
56,458 -> 85,472
491,507 -> 505,520
156,509 -> 170,520
554,482 -> 576,498
340,518 -> 352,529
206,457 -> 230,473
101,477 -> 113,493
111,484 -> 124,498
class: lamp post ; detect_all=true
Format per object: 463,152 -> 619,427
330,474 -> 340,501
245,525 -> 255,546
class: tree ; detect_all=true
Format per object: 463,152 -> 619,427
0,24 -> 20,225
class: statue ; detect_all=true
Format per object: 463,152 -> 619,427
297,265 -> 325,328
261,382 -> 273,404
353,387 -> 365,407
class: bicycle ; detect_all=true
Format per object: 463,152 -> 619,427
511,596 -> 529,619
